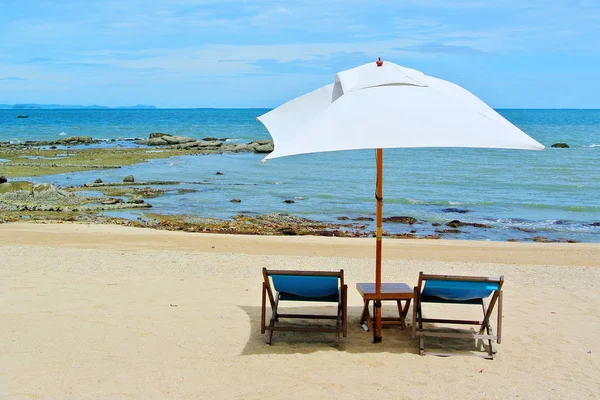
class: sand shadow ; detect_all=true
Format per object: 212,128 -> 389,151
239,304 -> 495,357
240,304 -> 416,355
417,327 -> 496,356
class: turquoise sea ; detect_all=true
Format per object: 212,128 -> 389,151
1,108 -> 599,242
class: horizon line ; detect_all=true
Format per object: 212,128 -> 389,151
2,106 -> 600,111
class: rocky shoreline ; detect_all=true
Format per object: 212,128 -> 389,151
0,133 -> 273,178
0,133 -> 274,153
0,177 -> 585,242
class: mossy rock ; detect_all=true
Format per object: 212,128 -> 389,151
149,132 -> 172,138
0,181 -> 34,194
33,183 -> 53,192
383,216 -> 417,224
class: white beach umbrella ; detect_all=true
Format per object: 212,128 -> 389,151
257,60 -> 544,342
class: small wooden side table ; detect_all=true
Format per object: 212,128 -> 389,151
356,283 -> 413,331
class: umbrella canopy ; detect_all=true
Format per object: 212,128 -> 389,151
259,62 -> 543,160
257,60 -> 544,343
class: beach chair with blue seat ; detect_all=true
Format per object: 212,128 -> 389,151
412,272 -> 504,359
261,268 -> 348,345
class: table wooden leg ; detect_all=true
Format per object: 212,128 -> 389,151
359,294 -> 413,332
396,299 -> 412,329
396,300 -> 405,329
360,299 -> 370,325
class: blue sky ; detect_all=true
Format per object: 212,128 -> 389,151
1,0 -> 599,108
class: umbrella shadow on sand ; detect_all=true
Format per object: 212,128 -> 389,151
238,305 -> 493,356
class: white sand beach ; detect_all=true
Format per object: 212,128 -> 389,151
1,223 -> 599,399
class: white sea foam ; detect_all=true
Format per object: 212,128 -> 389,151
59,132 -> 67,136
406,198 -> 425,204
587,144 -> 600,147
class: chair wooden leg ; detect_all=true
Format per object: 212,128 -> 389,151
497,290 -> 503,344
479,302 -> 488,334
261,282 -> 267,334
342,285 -> 348,337
266,296 -> 279,345
412,287 -> 418,339
336,298 -> 342,345
480,301 -> 496,357
484,314 -> 496,357
417,291 -> 425,354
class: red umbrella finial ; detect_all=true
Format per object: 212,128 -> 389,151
376,58 -> 383,67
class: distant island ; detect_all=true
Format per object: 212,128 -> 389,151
0,104 -> 157,110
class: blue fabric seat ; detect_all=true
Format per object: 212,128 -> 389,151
422,280 -> 499,302
272,275 -> 340,302
261,269 -> 348,345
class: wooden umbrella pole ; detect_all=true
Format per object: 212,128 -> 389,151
374,148 -> 383,343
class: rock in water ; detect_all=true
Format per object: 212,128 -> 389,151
383,216 -> 417,224
127,197 -> 145,204
161,136 -> 197,145
123,175 -> 135,183
58,136 -> 93,144
149,132 -> 171,138
442,207 -> 469,214
247,140 -> 274,153
446,219 -> 490,228
551,143 -> 569,148
102,198 -> 124,205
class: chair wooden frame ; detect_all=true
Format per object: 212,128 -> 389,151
261,268 -> 348,345
412,272 -> 504,359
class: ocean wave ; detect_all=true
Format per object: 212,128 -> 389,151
386,198 -> 457,206
386,197 -> 495,207
521,203 -> 600,212
587,144 -> 600,148
59,132 -> 67,136
498,219 -> 597,234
